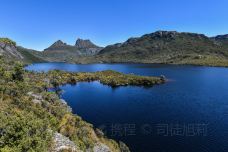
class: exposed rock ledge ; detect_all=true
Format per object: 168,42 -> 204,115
0,41 -> 23,59
93,143 -> 111,152
52,133 -> 114,152
52,133 -> 82,152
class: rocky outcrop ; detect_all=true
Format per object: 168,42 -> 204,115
51,133 -> 82,152
0,41 -> 23,59
27,92 -> 43,104
0,38 -> 45,63
51,132 -> 128,152
59,99 -> 73,112
93,143 -> 111,152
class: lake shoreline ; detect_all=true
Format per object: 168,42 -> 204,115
27,68 -> 166,152
27,61 -> 228,68
25,62 -> 228,152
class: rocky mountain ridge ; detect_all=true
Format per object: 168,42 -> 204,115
44,38 -> 102,51
42,38 -> 103,62
2,30 -> 228,66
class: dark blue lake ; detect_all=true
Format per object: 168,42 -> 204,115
26,63 -> 228,152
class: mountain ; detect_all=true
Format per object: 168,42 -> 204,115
93,31 -> 228,66
45,40 -> 68,50
43,39 -> 103,62
0,38 -> 45,63
2,31 -> 228,66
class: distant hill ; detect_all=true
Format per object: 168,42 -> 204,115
43,39 -> 103,62
211,34 -> 228,46
93,31 -> 228,66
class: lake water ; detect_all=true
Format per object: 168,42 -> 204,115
26,63 -> 228,152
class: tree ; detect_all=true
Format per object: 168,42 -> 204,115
12,63 -> 24,81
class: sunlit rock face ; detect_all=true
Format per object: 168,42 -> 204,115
0,41 -> 23,59
42,38 -> 103,62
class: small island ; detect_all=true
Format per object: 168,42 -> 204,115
31,70 -> 165,88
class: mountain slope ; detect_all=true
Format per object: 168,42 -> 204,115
17,46 -> 46,63
211,34 -> 228,47
94,31 -> 228,66
0,38 -> 46,63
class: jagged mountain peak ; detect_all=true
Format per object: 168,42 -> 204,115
51,40 -> 67,47
44,40 -> 68,51
43,38 -> 102,61
75,38 -> 99,48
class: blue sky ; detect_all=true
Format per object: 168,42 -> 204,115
0,0 -> 227,50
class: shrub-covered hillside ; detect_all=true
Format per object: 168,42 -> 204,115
94,31 -> 228,66
0,55 -> 165,152
0,56 -> 132,152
